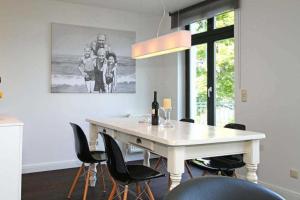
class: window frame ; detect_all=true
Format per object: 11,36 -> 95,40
185,15 -> 234,125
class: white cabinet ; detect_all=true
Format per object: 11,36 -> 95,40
0,116 -> 23,200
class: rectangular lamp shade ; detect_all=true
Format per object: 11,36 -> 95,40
131,30 -> 191,59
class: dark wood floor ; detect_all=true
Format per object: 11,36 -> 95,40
22,159 -> 204,200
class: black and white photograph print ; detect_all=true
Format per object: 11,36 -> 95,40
51,23 -> 136,93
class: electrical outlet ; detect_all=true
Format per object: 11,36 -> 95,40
290,169 -> 299,179
241,89 -> 247,102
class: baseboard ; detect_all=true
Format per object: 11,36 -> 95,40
22,154 -> 149,174
259,179 -> 300,200
237,175 -> 300,200
22,160 -> 82,174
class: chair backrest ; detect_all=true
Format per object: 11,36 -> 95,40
100,132 -> 130,183
164,176 -> 284,200
224,123 -> 246,130
70,123 -> 93,163
180,118 -> 195,123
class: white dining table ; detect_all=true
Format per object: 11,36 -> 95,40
86,117 -> 265,190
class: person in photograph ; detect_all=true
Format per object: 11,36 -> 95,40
94,48 -> 107,93
90,34 -> 109,56
78,47 -> 96,93
105,52 -> 118,93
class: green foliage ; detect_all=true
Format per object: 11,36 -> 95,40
195,44 -> 207,104
215,11 -> 234,29
194,11 -> 235,105
195,20 -> 207,33
216,38 -> 234,103
215,11 -> 235,103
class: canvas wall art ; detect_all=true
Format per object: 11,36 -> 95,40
51,23 -> 136,93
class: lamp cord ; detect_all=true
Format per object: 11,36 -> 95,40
156,0 -> 166,38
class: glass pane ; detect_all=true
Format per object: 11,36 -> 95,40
215,38 -> 235,126
190,44 -> 207,124
215,11 -> 234,29
190,19 -> 207,34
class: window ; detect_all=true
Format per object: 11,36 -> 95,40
215,11 -> 234,29
186,11 -> 235,126
190,19 -> 207,34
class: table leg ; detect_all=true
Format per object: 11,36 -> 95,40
88,164 -> 97,187
89,123 -> 98,187
169,173 -> 182,190
167,147 -> 185,190
143,150 -> 150,167
121,143 -> 129,162
244,140 -> 260,183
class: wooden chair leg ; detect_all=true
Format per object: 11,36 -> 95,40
123,185 -> 128,200
67,163 -> 84,199
185,161 -> 193,179
136,183 -> 141,197
82,169 -> 91,200
154,156 -> 163,170
145,182 -> 155,200
108,176 -> 117,200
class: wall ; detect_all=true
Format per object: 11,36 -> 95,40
235,0 -> 300,198
152,17 -> 186,120
0,0 -> 163,173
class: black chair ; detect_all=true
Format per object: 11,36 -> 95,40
164,176 -> 284,200
192,123 -> 246,177
101,132 -> 165,200
68,123 -> 107,200
153,118 -> 195,181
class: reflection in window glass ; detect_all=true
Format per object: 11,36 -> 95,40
215,11 -> 234,29
190,19 -> 207,34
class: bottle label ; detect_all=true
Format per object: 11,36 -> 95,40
152,109 -> 155,114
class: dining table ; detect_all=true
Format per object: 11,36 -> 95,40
86,117 -> 265,190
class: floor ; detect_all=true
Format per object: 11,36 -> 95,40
22,159 -> 204,200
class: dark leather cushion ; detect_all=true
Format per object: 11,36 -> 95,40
164,176 -> 285,200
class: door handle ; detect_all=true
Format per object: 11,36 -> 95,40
208,86 -> 213,98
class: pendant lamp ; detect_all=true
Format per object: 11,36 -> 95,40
131,0 -> 191,59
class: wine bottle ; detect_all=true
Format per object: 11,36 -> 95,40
151,91 -> 159,125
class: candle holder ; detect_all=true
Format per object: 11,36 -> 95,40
160,107 -> 173,128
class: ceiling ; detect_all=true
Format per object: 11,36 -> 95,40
55,0 -> 204,15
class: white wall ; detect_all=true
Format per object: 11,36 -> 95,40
0,0 -> 163,172
152,17 -> 186,120
235,0 -> 300,197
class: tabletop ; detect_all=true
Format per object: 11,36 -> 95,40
87,117 -> 266,146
